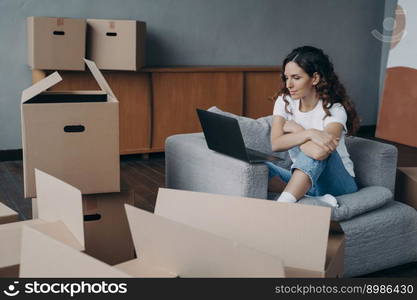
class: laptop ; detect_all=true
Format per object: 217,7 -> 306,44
196,109 -> 281,163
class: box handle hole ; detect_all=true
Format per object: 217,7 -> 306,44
53,31 -> 65,36
106,32 -> 117,36
84,214 -> 101,222
64,125 -> 85,133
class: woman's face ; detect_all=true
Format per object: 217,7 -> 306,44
283,61 -> 317,100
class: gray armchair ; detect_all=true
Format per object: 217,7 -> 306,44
165,113 -> 417,277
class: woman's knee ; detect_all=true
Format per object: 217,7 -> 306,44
294,150 -> 327,168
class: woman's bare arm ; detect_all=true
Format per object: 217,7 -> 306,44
271,117 -> 342,159
270,116 -> 312,152
300,123 -> 343,160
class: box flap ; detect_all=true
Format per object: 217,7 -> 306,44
0,219 -> 45,268
19,225 -> 131,278
125,204 -> 285,278
114,259 -> 177,278
35,169 -> 85,249
21,72 -> 62,103
26,221 -> 84,251
155,188 -> 331,272
84,58 -> 116,100
0,202 -> 17,219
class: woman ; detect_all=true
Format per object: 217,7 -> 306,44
266,46 -> 360,206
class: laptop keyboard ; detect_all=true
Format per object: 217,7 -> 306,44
246,148 -> 281,162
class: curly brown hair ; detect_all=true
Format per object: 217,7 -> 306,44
271,46 -> 360,136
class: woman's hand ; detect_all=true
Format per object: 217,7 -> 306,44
283,120 -> 304,133
306,129 -> 339,152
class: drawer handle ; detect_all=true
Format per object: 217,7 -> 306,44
53,31 -> 65,36
64,125 -> 85,133
84,214 -> 101,222
106,32 -> 117,36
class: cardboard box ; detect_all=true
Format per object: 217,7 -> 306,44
396,167 -> 417,210
87,19 -> 146,70
0,169 -> 84,277
21,59 -> 120,198
31,177 -> 136,266
0,202 -> 19,225
17,204 -> 283,278
154,188 -> 345,278
27,17 -> 86,70
118,204 -> 284,277
82,191 -> 136,265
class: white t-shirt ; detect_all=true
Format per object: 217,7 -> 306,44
273,95 -> 355,177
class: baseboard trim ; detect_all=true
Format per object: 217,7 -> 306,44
0,149 -> 22,162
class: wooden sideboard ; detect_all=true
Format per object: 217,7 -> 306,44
33,66 -> 282,155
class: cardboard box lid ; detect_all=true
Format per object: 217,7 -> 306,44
398,167 -> 417,182
84,58 -> 116,100
154,188 -> 332,273
19,224 -> 131,278
125,204 -> 285,278
21,59 -> 117,103
35,169 -> 84,249
21,71 -> 62,103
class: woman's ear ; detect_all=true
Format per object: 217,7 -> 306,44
312,72 -> 320,86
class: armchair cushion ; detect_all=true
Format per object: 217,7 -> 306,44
297,186 -> 394,221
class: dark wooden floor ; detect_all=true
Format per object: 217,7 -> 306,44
0,135 -> 416,277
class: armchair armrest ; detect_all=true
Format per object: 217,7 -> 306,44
165,133 -> 269,199
345,137 -> 398,194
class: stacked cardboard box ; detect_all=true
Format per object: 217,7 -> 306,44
27,17 -> 86,70
27,17 -> 146,71
21,59 -> 120,198
87,19 -> 146,70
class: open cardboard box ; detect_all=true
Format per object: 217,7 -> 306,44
154,188 -> 345,278
0,169 -> 84,277
116,204 -> 285,278
86,19 -> 146,71
82,191 -> 136,265
27,16 -> 86,70
20,224 -> 132,278
17,204 -> 284,278
21,58 -> 119,198
0,202 -> 19,225
19,219 -> 174,278
31,178 -> 136,266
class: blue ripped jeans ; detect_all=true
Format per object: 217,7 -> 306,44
265,147 -> 358,197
